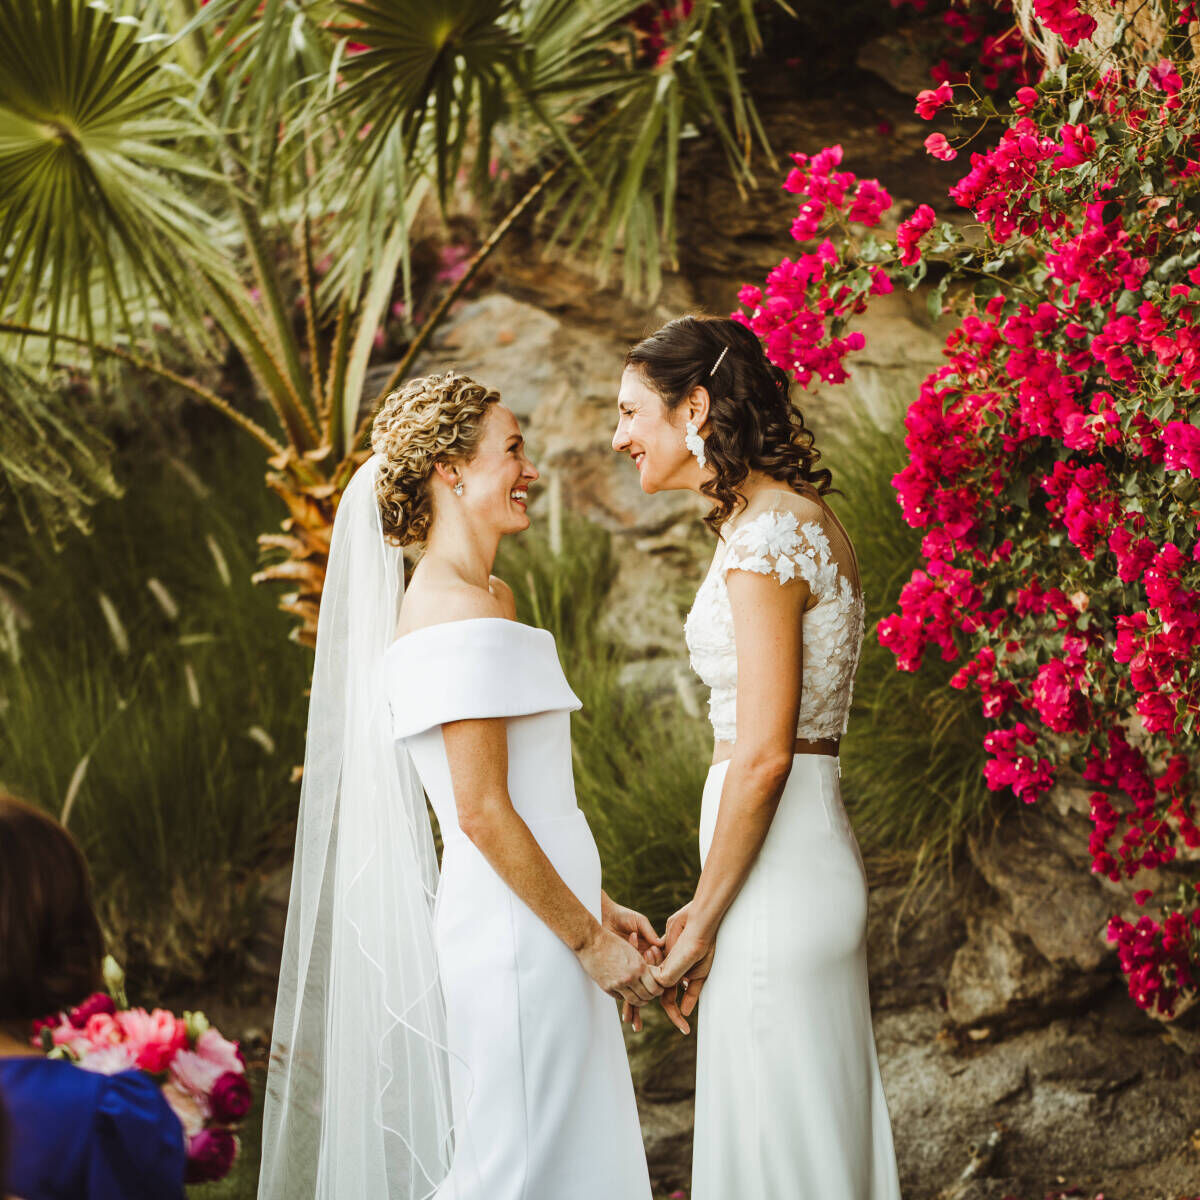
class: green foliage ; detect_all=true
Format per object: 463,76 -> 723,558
498,515 -> 708,924
0,354 -> 121,548
0,425 -> 309,989
829,408 -> 995,878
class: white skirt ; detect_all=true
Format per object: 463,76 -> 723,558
692,754 -> 901,1199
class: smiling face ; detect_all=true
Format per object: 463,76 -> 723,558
611,366 -> 699,493
457,402 -> 539,533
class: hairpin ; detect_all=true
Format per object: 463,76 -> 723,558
709,346 -> 729,376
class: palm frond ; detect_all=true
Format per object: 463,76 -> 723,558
0,0 -> 232,350
329,0 -> 521,208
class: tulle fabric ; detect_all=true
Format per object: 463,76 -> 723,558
259,455 -> 463,1199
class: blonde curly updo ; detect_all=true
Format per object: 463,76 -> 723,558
371,371 -> 501,546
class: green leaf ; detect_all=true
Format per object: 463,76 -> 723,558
0,0 -> 233,350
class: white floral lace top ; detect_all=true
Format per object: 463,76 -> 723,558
684,503 -> 866,743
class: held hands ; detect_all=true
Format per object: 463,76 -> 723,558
651,901 -> 715,1036
576,896 -> 665,1025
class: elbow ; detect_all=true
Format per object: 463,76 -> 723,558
735,748 -> 795,798
456,794 -> 509,846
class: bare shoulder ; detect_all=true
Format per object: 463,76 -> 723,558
488,575 -> 517,620
741,486 -> 826,526
396,573 -> 508,638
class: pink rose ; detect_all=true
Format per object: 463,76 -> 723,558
170,1048 -> 225,1098
210,1071 -> 252,1123
84,1012 -> 123,1049
195,1028 -> 244,1075
185,1129 -> 237,1184
69,992 -> 116,1029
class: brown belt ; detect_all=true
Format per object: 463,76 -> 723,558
791,736 -> 839,756
712,736 -> 839,766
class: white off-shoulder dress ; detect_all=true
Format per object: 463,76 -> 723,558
684,497 -> 901,1199
382,618 -> 651,1200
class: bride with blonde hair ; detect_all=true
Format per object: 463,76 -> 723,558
260,372 -> 657,1199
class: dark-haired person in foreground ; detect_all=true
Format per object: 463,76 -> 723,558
0,793 -> 186,1200
613,315 -> 902,1199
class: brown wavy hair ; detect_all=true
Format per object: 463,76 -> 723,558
371,371 -> 501,546
0,792 -> 104,1020
625,315 -> 834,535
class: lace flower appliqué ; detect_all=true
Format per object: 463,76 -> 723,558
684,508 -> 865,743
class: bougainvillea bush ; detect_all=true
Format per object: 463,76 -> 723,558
735,0 -> 1200,1017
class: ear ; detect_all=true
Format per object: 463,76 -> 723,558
685,385 -> 711,432
432,460 -> 460,488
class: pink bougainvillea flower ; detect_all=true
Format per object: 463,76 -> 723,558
924,132 -> 957,161
1163,422 -> 1200,476
1052,123 -> 1096,171
896,204 -> 937,266
1032,0 -> 1097,47
915,81 -> 954,120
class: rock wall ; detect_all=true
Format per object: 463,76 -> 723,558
392,286 -> 1200,1198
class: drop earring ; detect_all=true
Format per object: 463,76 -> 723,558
685,421 -> 707,470
453,477 -> 464,496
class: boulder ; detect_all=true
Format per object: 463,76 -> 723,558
876,1002 -> 1200,1199
945,906 -> 1110,1029
967,801 -> 1117,974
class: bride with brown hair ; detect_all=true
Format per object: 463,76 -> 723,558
613,316 -> 902,1199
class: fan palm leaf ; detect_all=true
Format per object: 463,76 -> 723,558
0,0 -> 230,351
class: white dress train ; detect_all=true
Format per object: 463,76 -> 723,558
684,496 -> 902,1199
383,618 -> 652,1200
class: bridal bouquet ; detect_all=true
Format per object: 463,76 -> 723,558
31,959 -> 250,1183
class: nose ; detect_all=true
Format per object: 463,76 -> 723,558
524,457 -> 539,482
612,422 -> 630,452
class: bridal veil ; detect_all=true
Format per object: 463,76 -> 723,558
258,454 -> 455,1199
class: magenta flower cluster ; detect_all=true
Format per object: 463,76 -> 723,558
891,0 -> 1040,94
737,1 -> 1200,1018
733,146 -> 893,388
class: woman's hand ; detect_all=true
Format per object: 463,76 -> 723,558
651,924 -> 715,1036
663,901 -> 692,955
577,925 -> 664,1007
601,893 -> 664,957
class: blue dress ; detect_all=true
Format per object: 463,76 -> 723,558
0,1057 -> 185,1200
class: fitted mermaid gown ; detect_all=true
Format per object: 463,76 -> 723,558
684,495 -> 902,1199
382,618 -> 652,1200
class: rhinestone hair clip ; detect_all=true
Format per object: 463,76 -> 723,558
709,345 -> 729,376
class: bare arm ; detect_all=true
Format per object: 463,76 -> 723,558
442,713 -> 662,1005
653,567 -> 808,1029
